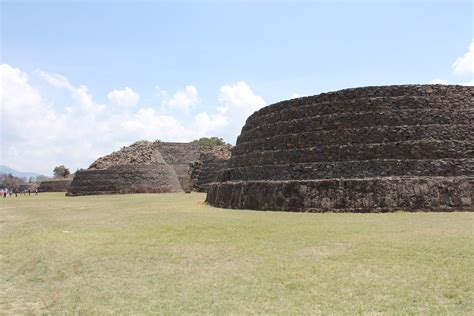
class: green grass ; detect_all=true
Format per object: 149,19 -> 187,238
1,193 -> 473,314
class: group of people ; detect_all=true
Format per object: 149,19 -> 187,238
1,188 -> 38,198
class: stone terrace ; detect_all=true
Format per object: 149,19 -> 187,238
67,141 -> 231,196
206,85 -> 474,212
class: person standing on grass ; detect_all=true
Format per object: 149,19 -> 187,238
35,188 -> 38,195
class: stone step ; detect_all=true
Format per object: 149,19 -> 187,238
206,176 -> 474,212
229,140 -> 474,167
67,165 -> 182,195
248,84 -> 472,119
158,143 -> 201,165
221,158 -> 474,181
238,109 -> 473,142
38,180 -> 72,192
234,124 -> 473,155
244,95 -> 472,130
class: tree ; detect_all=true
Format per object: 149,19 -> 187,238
36,175 -> 50,182
53,165 -> 70,178
192,137 -> 227,147
1,173 -> 22,190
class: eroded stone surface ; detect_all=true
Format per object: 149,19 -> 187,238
67,141 -> 231,196
189,145 -> 232,192
38,179 -> 72,192
206,84 -> 474,212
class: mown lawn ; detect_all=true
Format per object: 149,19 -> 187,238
1,192 -> 473,314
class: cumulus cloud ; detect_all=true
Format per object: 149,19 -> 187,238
429,79 -> 448,85
153,82 -> 264,142
1,65 -> 61,137
155,81 -> 265,142
452,41 -> 474,75
208,81 -> 266,142
218,81 -> 266,116
35,68 -> 104,114
1,65 -> 65,173
428,41 -> 474,86
161,85 -> 199,113
107,87 -> 140,108
1,64 -> 265,174
0,64 -> 209,175
194,112 -> 228,135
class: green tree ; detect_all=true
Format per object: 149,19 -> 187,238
53,165 -> 70,178
192,137 -> 227,147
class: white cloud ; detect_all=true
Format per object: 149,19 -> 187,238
155,86 -> 168,99
0,64 -> 205,175
107,87 -> 140,108
213,81 -> 266,142
452,41 -> 474,75
291,92 -> 308,99
161,85 -> 199,113
1,65 -> 266,174
216,106 -> 228,114
429,79 -> 448,85
34,69 -> 75,90
193,112 -> 228,135
427,41 -> 474,86
118,108 -> 190,142
1,64 -> 64,174
462,80 -> 474,86
73,85 -> 99,111
1,65 -> 60,136
218,81 -> 266,116
35,69 -> 105,114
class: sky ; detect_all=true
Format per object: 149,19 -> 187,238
1,0 -> 473,175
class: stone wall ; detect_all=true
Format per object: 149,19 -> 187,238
38,179 -> 72,192
67,165 -> 182,196
189,145 -> 232,192
67,141 -> 231,196
157,142 -> 202,192
207,84 -> 474,212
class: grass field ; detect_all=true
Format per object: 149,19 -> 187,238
1,192 -> 473,314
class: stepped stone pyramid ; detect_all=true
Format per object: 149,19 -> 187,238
206,85 -> 474,212
67,141 -> 231,196
189,145 -> 232,192
38,179 -> 72,192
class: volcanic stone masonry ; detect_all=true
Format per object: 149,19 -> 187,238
189,145 -> 232,192
38,179 -> 72,192
67,141 -> 231,196
206,84 -> 474,212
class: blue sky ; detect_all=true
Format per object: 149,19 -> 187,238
1,0 -> 473,175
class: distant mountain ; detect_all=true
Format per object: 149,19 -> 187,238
0,165 -> 42,179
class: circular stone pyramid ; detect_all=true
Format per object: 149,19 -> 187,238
206,85 -> 474,212
67,141 -> 184,196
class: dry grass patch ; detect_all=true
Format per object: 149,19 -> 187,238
0,192 -> 473,314
294,242 -> 352,261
